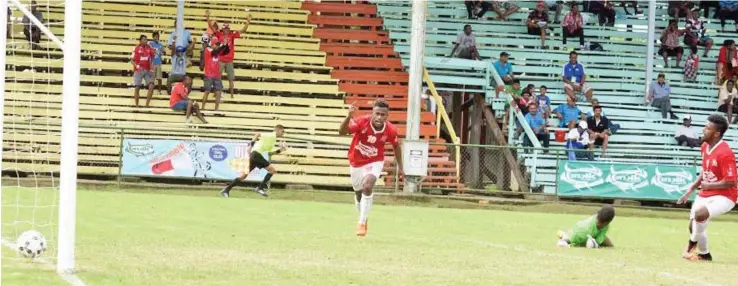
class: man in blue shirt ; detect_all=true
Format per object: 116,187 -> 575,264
494,52 -> 514,97
524,103 -> 550,148
168,19 -> 195,66
554,96 -> 584,128
149,31 -> 165,95
647,73 -> 679,119
562,51 -> 594,102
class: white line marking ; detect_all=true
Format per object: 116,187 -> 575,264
1,238 -> 87,286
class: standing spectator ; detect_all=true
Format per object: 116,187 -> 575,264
683,45 -> 700,82
22,0 -> 42,50
537,85 -> 551,120
675,115 -> 700,148
167,37 -> 189,93
131,34 -> 155,108
699,0 -> 720,19
561,4 -> 585,49
659,20 -> 685,68
543,0 -> 562,23
493,52 -> 514,97
717,78 -> 738,122
200,35 -> 229,111
619,1 -> 641,15
684,9 -> 713,57
566,121 -> 594,161
554,96 -> 584,129
170,75 -> 207,124
586,106 -> 610,158
590,1 -> 616,27
527,2 -> 551,49
168,19 -> 195,66
450,25 -> 480,60
717,40 -> 738,83
149,31 -> 165,95
202,9 -> 219,71
524,103 -> 550,148
490,0 -> 519,21
719,0 -> 738,33
646,73 -> 679,119
465,1 -> 492,19
562,51 -> 594,102
213,14 -> 251,99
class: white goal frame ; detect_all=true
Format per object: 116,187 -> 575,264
0,0 -> 82,275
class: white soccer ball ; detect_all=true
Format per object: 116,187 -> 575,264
556,239 -> 571,248
16,230 -> 47,258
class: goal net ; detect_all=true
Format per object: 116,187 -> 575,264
1,0 -> 81,275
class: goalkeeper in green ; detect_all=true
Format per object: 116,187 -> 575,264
557,204 -> 615,248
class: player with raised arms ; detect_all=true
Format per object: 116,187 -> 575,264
220,125 -> 286,198
339,99 -> 404,237
678,114 -> 736,261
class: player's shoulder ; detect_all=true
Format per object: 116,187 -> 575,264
718,141 -> 736,156
385,120 -> 398,133
354,115 -> 371,124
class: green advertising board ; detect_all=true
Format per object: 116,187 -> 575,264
556,161 -> 697,201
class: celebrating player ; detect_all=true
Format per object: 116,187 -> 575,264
557,204 -> 615,248
338,99 -> 404,237
678,114 -> 736,262
220,125 -> 286,198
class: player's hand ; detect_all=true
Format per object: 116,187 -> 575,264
677,191 -> 692,204
205,9 -> 210,17
398,168 -> 405,180
347,102 -> 356,116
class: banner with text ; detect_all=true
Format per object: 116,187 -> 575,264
121,139 -> 268,181
557,161 -> 697,201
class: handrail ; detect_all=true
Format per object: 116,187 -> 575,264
423,68 -> 461,178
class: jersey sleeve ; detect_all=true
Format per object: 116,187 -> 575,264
348,116 -> 366,134
389,126 -> 399,145
720,151 -> 737,182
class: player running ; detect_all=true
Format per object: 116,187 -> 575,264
678,114 -> 736,262
556,204 -> 615,248
220,125 -> 286,198
338,99 -> 404,237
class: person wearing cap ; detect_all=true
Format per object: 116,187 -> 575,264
554,96 -> 585,129
493,52 -> 514,96
527,2 -> 551,48
647,73 -> 679,120
167,35 -> 191,93
675,115 -> 700,148
717,77 -> 738,122
131,34 -> 155,107
566,120 -> 594,161
168,19 -> 195,61
212,14 -> 252,99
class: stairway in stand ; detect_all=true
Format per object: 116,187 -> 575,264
302,1 -> 464,190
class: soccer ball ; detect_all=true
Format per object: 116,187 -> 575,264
16,230 -> 47,258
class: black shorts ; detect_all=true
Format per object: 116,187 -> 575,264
594,138 -> 604,146
527,26 -> 543,35
249,151 -> 270,171
718,103 -> 738,114
658,46 -> 684,57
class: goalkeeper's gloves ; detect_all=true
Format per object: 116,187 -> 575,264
586,235 -> 599,249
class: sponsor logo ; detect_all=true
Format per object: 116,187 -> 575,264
126,142 -> 154,157
606,165 -> 648,191
209,145 -> 228,162
651,167 -> 693,194
560,163 -> 604,190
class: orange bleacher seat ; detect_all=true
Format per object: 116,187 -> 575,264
314,29 -> 389,43
339,83 -> 408,97
353,110 -> 435,123
302,2 -> 377,15
320,43 -> 397,57
327,57 -> 403,70
308,15 -> 383,29
331,70 -> 408,83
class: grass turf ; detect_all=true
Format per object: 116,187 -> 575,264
3,187 -> 738,286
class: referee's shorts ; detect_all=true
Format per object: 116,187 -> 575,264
249,151 -> 270,171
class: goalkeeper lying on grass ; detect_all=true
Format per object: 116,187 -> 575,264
557,204 -> 615,248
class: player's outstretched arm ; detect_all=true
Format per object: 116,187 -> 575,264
678,178 -> 701,204
393,141 -> 405,178
338,103 -> 356,135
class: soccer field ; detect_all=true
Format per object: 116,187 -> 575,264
3,188 -> 738,286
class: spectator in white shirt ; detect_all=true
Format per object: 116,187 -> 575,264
675,115 -> 701,147
718,78 -> 738,123
450,25 -> 480,60
566,120 -> 594,161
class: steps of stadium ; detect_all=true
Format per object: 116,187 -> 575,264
302,1 -> 464,190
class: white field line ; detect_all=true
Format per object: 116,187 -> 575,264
1,238 -> 87,286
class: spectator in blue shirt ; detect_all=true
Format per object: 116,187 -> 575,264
494,52 -> 514,97
524,103 -> 550,148
537,85 -> 551,119
149,31 -> 165,95
554,96 -> 584,128
168,19 -> 195,66
647,73 -> 679,119
562,51 -> 594,102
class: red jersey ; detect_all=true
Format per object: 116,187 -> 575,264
131,44 -> 155,71
699,140 -> 738,202
213,31 -> 240,63
169,82 -> 188,107
347,115 -> 399,167
203,48 -> 222,78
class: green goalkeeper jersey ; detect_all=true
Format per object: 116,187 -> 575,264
569,215 -> 609,247
252,132 -> 277,157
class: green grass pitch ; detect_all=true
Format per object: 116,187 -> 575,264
3,187 -> 738,285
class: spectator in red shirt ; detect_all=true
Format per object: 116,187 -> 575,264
131,34 -> 155,107
200,35 -> 229,111
717,40 -> 738,84
210,14 -> 251,98
527,2 -> 551,49
170,75 -> 207,124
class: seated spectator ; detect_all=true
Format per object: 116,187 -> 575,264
719,0 -> 738,33
200,35 -> 230,111
717,78 -> 738,122
562,51 -> 594,102
647,73 -> 679,119
504,79 -> 522,117
149,32 -> 165,95
566,121 -> 594,161
561,4 -> 585,48
554,96 -> 584,128
659,20 -> 685,68
527,2 -> 552,48
684,9 -> 713,57
167,38 -> 189,93
537,85 -> 551,119
543,0 -> 563,23
450,25 -> 480,60
589,0 -> 615,26
493,52 -> 513,96
717,40 -> 737,84
675,115 -> 700,148
586,106 -> 610,158
585,98 -> 621,134
490,0 -> 519,21
668,1 -> 692,22
131,34 -> 155,108
517,90 -> 534,116
620,1 -> 641,15
465,1 -> 492,19
683,46 -> 700,82
524,84 -> 536,97
170,75 -> 207,124
524,103 -> 550,148
22,1 -> 42,50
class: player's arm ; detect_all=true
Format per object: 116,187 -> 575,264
600,237 -> 614,248
269,141 -> 287,156
393,139 -> 404,177
338,103 -> 356,135
678,177 -> 702,204
704,153 -> 738,190
250,133 -> 260,146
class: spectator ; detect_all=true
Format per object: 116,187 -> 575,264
554,96 -> 584,129
465,1 -> 492,19
213,14 -> 251,99
566,121 -> 594,161
684,45 -> 700,82
537,85 -> 551,119
493,52 -> 514,97
719,0 -> 738,33
490,0 -> 519,21
200,35 -> 229,111
503,79 -> 522,126
202,9 -> 219,71
561,3 -> 585,48
562,51 -> 594,102
168,19 -> 195,66
527,2 -> 551,48
675,115 -> 700,148
517,90 -> 534,116
167,37 -> 189,93
524,84 -> 536,97
586,98 -> 621,134
131,34 -> 155,108
718,78 -> 738,122
668,1 -> 691,22
619,1 -> 641,15
450,25 -> 480,60
524,103 -> 550,148
22,0 -> 42,50
170,75 -> 207,124
6,7 -> 11,39
717,40 -> 738,84
646,73 -> 679,119
149,31 -> 165,95
586,106 -> 610,158
590,0 -> 615,27
543,0 -> 563,23
684,9 -> 713,57
659,20 -> 685,68
699,0 -> 720,19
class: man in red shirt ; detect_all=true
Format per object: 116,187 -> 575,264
131,34 -> 155,107
200,35 -> 229,111
338,99 -> 404,237
678,114 -> 736,261
211,15 -> 251,99
170,75 -> 207,124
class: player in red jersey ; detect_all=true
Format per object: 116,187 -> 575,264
678,114 -> 737,261
338,99 -> 404,237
